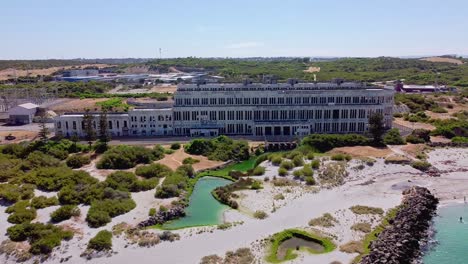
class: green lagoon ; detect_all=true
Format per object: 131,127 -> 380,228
163,177 -> 232,229
423,204 -> 468,264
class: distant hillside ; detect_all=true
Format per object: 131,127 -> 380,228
420,56 -> 464,65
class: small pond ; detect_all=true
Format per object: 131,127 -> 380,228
277,237 -> 325,260
163,177 -> 231,229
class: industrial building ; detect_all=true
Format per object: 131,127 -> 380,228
54,80 -> 394,138
8,103 -> 39,125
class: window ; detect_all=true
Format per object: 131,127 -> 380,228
333,109 -> 339,119
108,121 -> 112,129
72,121 -> 76,130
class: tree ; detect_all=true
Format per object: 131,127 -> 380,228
83,109 -> 96,147
38,114 -> 49,143
368,112 -> 385,145
98,109 -> 111,143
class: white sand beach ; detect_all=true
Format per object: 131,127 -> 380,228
1,147 -> 467,264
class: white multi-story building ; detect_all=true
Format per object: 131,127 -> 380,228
54,80 -> 394,138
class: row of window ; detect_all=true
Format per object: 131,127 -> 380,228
174,109 -> 384,122
175,95 -> 392,106
130,115 -> 172,122
173,122 -> 367,136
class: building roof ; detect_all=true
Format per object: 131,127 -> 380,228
18,103 -> 39,109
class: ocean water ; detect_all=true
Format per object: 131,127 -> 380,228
423,204 -> 468,264
163,177 -> 231,229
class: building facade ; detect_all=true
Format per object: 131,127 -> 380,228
54,81 -> 394,138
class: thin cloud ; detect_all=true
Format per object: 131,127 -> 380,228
225,42 -> 264,49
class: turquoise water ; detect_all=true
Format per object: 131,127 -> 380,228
423,204 -> 468,264
163,177 -> 231,229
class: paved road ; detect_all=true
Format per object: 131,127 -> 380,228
0,123 -> 54,132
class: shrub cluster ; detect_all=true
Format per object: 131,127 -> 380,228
154,165 -> 194,198
105,171 -> 158,192
6,200 -> 37,224
252,166 -> 265,176
383,128 -> 406,145
0,183 -> 35,203
331,153 -> 352,161
170,143 -> 181,150
135,163 -> 173,178
30,196 -> 59,209
184,136 -> 250,161
182,157 -> 200,165
86,198 -> 136,228
66,154 -> 91,168
97,145 -> 165,169
212,178 -> 258,209
88,230 -> 113,251
406,129 -> 431,144
7,222 -> 73,254
302,134 -> 370,152
50,205 -> 80,223
411,160 -> 432,171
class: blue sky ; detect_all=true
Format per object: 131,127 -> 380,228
1,0 -> 467,59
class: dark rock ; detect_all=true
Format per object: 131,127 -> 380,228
361,186 -> 438,264
137,206 -> 186,228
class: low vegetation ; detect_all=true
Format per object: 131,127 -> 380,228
302,134 -> 370,152
184,136 -> 250,161
97,145 -> 165,169
200,248 -> 254,264
411,160 -> 432,171
351,222 -> 372,233
383,128 -> 406,145
253,210 -> 268,219
7,222 -> 73,255
308,213 -> 338,227
350,205 -> 384,215
66,154 -> 91,168
87,230 -> 113,251
50,205 -> 80,223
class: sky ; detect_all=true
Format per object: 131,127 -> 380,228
1,0 -> 467,59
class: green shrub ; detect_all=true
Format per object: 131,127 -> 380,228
88,230 -> 112,251
50,205 -> 80,223
184,136 -> 250,161
406,129 -> 431,144
302,134 -> 370,152
278,167 -> 288,176
135,163 -> 173,178
331,153 -> 352,161
30,196 -> 59,209
22,151 -> 61,170
452,136 -> 468,143
251,181 -> 262,190
350,205 -> 384,215
149,208 -> 156,216
302,164 -> 314,177
306,152 -> 315,160
97,145 -> 164,169
430,106 -> 448,113
86,198 -> 136,228
0,183 -> 35,203
182,157 -> 200,165
293,170 -> 303,178
170,143 -> 181,150
280,160 -> 294,170
309,213 -> 338,227
66,154 -> 91,168
253,210 -> 268,219
47,147 -> 69,160
292,155 -> 304,167
252,166 -> 265,176
7,206 -> 37,224
155,184 -> 180,198
159,205 -> 168,212
383,128 -> 406,145
310,159 -> 320,169
305,176 -> 316,185
105,171 -> 158,192
271,156 -> 283,166
7,223 -> 73,255
411,160 -> 432,171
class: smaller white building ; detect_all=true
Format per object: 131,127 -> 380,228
8,103 -> 39,124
